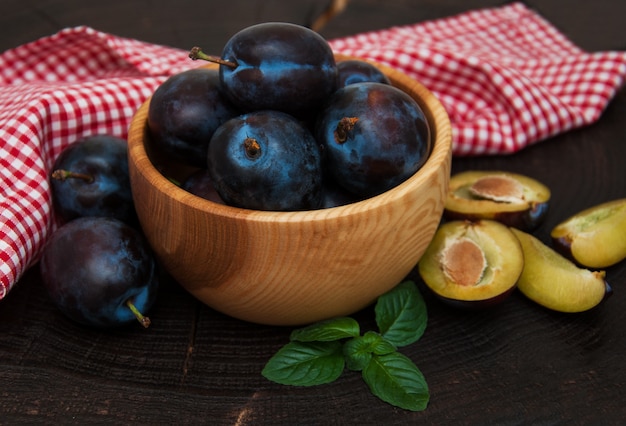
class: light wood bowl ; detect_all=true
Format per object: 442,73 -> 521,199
127,55 -> 452,326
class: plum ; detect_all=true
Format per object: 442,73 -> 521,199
315,82 -> 431,198
40,217 -> 159,328
208,110 -> 323,211
418,220 -> 524,309
181,169 -> 225,204
50,135 -> 136,225
337,59 -> 391,87
444,170 -> 550,231
320,177 -> 363,209
189,22 -> 338,117
148,68 -> 240,168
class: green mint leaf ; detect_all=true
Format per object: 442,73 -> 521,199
290,317 -> 360,342
262,341 -> 344,386
375,281 -> 427,347
362,352 -> 430,412
343,336 -> 373,372
343,331 -> 396,371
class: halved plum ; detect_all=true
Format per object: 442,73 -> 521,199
551,198 -> 626,268
444,170 -> 550,231
511,228 -> 612,313
418,220 -> 524,309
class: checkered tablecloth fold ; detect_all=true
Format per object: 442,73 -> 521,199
329,3 -> 626,155
1,3 -> 625,298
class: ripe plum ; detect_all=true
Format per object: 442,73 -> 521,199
190,22 -> 338,116
40,217 -> 159,328
320,177 -> 363,208
316,82 -> 431,198
181,169 -> 225,204
148,68 -> 240,168
337,59 -> 391,87
208,110 -> 323,211
50,135 -> 136,225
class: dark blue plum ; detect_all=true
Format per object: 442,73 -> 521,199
208,110 -> 323,211
320,176 -> 363,208
148,68 -> 240,168
181,169 -> 225,204
191,22 -> 338,116
337,59 -> 391,87
39,217 -> 159,329
316,82 -> 431,198
50,135 -> 136,225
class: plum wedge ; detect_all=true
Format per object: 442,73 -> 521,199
511,228 -> 612,313
551,198 -> 626,268
444,170 -> 550,231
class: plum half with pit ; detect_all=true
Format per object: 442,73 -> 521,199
40,217 -> 159,328
50,135 -> 136,225
208,110 -> 323,211
315,82 -> 431,198
418,220 -> 524,309
444,170 -> 551,231
550,198 -> 626,268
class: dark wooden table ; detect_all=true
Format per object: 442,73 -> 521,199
2,1 -> 625,424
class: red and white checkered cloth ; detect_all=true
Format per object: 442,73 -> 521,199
1,3 -> 625,299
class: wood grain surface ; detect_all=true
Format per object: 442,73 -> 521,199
1,1 -> 626,424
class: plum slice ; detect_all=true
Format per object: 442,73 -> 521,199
418,220 -> 524,309
551,198 -> 626,268
444,170 -> 550,231
511,228 -> 612,313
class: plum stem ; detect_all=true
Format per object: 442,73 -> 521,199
126,300 -> 151,328
51,169 -> 94,183
334,117 -> 359,144
189,47 -> 237,68
244,137 -> 262,160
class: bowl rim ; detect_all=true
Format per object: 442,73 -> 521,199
127,54 -> 452,224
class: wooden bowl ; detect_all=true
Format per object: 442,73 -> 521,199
127,55 -> 452,326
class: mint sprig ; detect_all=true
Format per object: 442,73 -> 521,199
262,280 -> 429,411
